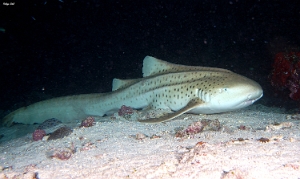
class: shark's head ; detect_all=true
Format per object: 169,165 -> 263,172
194,72 -> 263,114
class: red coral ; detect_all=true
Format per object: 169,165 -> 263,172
118,105 -> 134,116
32,129 -> 46,141
175,121 -> 204,138
80,116 -> 95,127
270,52 -> 292,88
238,125 -> 246,130
185,121 -> 204,135
270,52 -> 300,100
46,143 -> 76,160
48,127 -> 72,140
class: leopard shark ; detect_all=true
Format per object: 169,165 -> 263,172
1,56 -> 263,126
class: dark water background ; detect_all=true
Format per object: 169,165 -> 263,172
1,0 -> 300,114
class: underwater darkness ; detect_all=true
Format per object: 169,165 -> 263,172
0,0 -> 300,114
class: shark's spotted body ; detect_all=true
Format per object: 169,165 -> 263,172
2,56 -> 263,126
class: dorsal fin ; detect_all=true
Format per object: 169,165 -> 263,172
142,56 -> 232,77
112,78 -> 141,91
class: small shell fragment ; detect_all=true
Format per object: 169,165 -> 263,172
265,122 -> 293,131
135,133 -> 147,140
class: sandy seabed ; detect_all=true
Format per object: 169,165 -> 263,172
0,104 -> 300,179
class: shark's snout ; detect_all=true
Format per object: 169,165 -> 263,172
248,92 -> 263,102
234,80 -> 263,108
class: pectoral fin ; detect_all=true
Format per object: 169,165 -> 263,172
138,98 -> 204,123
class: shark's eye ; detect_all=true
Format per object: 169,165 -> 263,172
219,88 -> 228,93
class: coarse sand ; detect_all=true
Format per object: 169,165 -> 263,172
0,104 -> 300,179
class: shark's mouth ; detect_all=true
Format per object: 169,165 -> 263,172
240,93 -> 263,107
